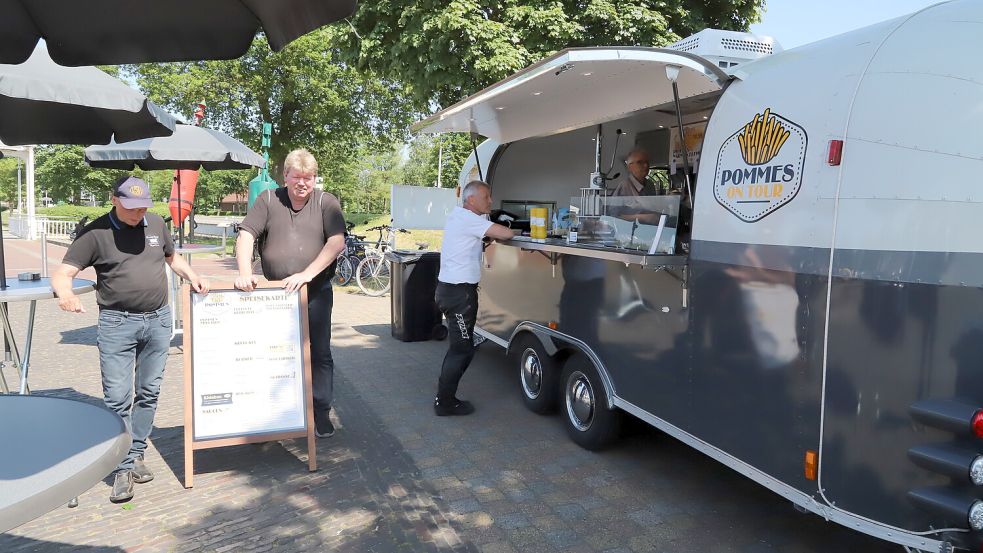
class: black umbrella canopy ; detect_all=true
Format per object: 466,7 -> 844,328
0,0 -> 358,66
0,45 -> 178,146
84,125 -> 266,171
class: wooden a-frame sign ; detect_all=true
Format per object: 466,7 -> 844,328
182,282 -> 316,488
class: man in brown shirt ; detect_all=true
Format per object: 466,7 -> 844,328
235,148 -> 346,438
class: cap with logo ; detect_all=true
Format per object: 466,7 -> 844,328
113,176 -> 153,209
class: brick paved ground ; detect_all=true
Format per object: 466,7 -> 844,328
1,238 -> 897,552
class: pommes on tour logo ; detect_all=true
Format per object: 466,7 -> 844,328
713,108 -> 807,222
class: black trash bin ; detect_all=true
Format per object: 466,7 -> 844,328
387,251 -> 446,342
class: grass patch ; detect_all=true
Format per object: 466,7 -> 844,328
351,214 -> 443,252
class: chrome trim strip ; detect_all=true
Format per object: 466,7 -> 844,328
475,326 -> 508,348
614,397 -> 946,552
502,237 -> 688,267
509,322 -> 616,409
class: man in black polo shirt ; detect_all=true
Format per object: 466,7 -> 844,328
234,148 -> 346,439
51,176 -> 209,503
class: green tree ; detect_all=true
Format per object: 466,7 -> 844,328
0,157 -> 21,207
127,27 -> 418,207
401,134 -> 473,189
34,145 -> 126,204
340,0 -> 765,108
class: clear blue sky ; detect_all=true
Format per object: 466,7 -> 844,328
749,0 -> 946,49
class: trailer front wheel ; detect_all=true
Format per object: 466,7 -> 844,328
561,355 -> 620,450
513,334 -> 559,414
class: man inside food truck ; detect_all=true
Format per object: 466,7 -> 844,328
611,147 -> 661,197
434,180 -> 517,416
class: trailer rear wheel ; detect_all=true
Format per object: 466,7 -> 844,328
513,334 -> 559,414
561,355 -> 620,450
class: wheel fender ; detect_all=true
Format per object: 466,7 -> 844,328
508,322 -> 616,409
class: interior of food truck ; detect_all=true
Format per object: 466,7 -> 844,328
413,47 -> 731,262
484,95 -> 718,256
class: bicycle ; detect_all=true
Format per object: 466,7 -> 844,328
355,224 -> 409,296
331,221 -> 368,286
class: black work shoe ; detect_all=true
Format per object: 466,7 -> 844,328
110,471 -> 134,503
132,455 -> 154,484
434,397 -> 475,416
314,409 -> 335,438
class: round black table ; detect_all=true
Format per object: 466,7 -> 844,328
0,395 -> 129,532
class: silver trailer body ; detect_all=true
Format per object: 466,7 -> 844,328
414,1 -> 983,549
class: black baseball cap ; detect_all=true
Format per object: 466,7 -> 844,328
113,176 -> 153,209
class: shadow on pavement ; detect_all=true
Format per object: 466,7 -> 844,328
0,538 -> 124,553
58,326 -> 98,346
151,371 -> 475,551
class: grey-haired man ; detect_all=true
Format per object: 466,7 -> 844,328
434,180 -> 516,416
52,175 -> 209,503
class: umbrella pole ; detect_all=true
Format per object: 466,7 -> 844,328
0,223 -> 7,290
177,171 -> 184,248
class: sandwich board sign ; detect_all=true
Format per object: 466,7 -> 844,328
182,283 -> 316,488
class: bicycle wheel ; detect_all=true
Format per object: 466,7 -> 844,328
332,255 -> 354,286
355,255 -> 391,296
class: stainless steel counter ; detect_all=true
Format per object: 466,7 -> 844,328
501,236 -> 687,268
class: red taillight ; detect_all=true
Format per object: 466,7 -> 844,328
972,410 -> 983,438
827,139 -> 843,166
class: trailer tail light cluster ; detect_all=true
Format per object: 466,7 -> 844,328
908,400 -> 983,532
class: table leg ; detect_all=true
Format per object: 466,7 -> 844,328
19,301 -> 37,395
0,302 -> 27,395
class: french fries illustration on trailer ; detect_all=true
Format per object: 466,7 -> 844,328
738,108 -> 790,166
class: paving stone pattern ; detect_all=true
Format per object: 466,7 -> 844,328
0,239 -> 897,552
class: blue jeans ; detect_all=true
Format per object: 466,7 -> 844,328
96,305 -> 172,472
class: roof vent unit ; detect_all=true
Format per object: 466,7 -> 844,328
668,29 -> 782,69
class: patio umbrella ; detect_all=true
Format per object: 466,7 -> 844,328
0,45 -> 178,146
84,124 -> 266,246
0,0 -> 359,66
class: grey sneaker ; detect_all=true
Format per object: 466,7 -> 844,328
314,409 -> 335,438
132,456 -> 154,484
110,471 -> 134,503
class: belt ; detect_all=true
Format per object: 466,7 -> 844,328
100,305 -> 171,318
438,281 -> 478,287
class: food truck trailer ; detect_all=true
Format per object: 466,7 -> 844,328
412,1 -> 983,550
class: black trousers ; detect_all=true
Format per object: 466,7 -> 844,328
307,279 -> 335,413
435,281 -> 478,402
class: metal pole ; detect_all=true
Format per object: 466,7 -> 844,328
16,159 -> 22,213
18,301 -> 36,394
39,230 -> 48,278
670,80 -> 694,210
436,136 -> 443,188
177,172 -> 184,248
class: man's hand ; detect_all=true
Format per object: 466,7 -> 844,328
190,277 -> 210,295
58,294 -> 85,313
282,271 -> 313,294
235,274 -> 259,291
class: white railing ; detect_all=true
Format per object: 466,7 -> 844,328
7,214 -> 78,239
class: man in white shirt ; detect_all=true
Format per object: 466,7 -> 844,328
435,180 -> 516,416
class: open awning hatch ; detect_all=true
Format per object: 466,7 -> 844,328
412,47 -> 730,144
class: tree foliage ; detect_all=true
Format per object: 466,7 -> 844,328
340,0 -> 765,108
127,27 -> 418,185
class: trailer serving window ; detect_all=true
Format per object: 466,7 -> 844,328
413,47 -> 729,265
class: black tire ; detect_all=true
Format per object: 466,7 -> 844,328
560,354 -> 621,450
332,255 -> 354,286
512,334 -> 560,415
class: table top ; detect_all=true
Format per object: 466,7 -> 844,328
175,244 -> 224,255
0,395 -> 129,533
0,278 -> 94,303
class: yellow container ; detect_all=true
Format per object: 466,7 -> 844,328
529,207 -> 548,240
